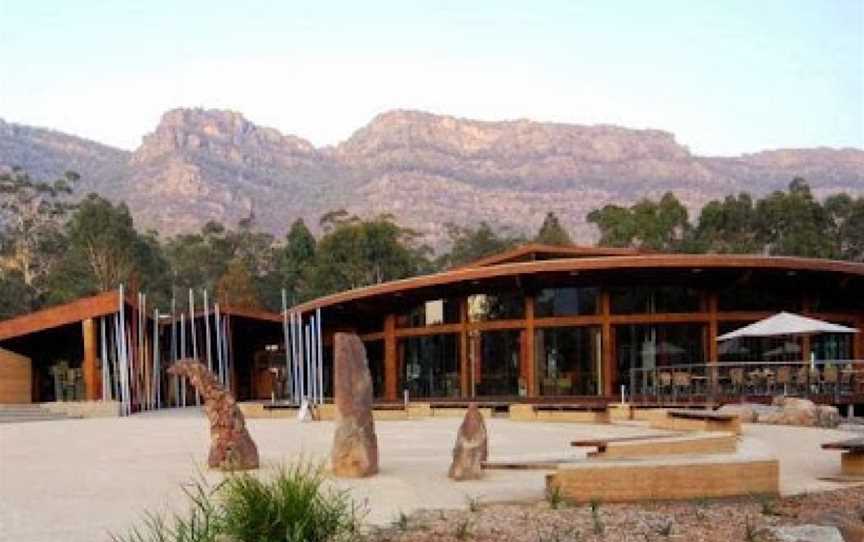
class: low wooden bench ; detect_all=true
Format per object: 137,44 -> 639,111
822,437 -> 864,477
650,409 -> 741,434
546,453 -> 778,503
570,433 -> 679,453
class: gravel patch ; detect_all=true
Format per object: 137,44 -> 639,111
367,486 -> 864,542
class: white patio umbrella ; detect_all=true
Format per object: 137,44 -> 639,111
717,312 -> 858,341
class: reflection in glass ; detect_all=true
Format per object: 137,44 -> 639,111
472,329 -> 521,396
534,288 -> 599,317
717,286 -> 800,312
363,340 -> 384,399
610,287 -> 701,314
467,292 -> 524,322
400,334 -> 461,398
397,298 -> 460,328
615,324 -> 705,391
812,332 -> 853,361
718,322 -> 802,362
536,327 -> 601,396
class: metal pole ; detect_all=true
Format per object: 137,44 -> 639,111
117,286 -> 128,416
203,290 -> 212,373
292,311 -> 300,404
308,315 -> 316,405
171,295 -> 178,406
180,312 -> 186,406
305,323 -> 312,404
189,289 -> 199,406
282,290 -> 292,402
296,313 -> 306,401
214,303 -> 223,385
316,308 -> 323,404
153,308 -> 160,409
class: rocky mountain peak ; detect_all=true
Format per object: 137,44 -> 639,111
131,108 -> 316,166
336,109 -> 691,164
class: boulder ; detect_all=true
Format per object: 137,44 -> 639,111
761,397 -> 820,426
810,512 -> 864,542
717,403 -> 759,422
330,333 -> 379,478
448,403 -> 489,481
168,359 -> 259,471
769,525 -> 845,542
817,405 -> 842,428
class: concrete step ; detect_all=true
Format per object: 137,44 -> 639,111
0,404 -> 81,423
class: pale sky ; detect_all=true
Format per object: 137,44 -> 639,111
1,0 -> 862,155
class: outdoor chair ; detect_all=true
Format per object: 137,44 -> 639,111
557,377 -> 572,395
672,371 -> 692,399
658,371 -> 673,398
775,366 -> 792,395
821,366 -> 839,396
745,370 -> 764,395
729,367 -> 745,395
839,366 -> 854,395
794,366 -> 809,394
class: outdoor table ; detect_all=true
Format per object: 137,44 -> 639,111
821,438 -> 864,478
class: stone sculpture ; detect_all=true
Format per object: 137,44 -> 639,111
167,359 -> 259,471
448,402 -> 488,480
330,333 -> 379,477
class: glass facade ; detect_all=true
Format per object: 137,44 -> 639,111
364,340 -> 385,399
397,298 -> 460,328
467,292 -> 524,322
400,334 -> 461,398
536,327 -> 601,396
610,286 -> 701,314
472,329 -> 521,396
718,322 -> 802,362
615,324 -> 705,390
340,271 -> 860,400
717,286 -> 800,312
534,287 -> 599,317
812,332 -> 853,361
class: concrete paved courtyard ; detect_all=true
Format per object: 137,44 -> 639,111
0,408 -> 856,542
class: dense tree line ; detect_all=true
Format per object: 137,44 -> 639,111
588,178 -> 864,260
0,169 -> 860,320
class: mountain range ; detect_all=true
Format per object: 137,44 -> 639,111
1,109 -> 862,247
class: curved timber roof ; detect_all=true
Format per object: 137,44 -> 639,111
293,252 -> 864,314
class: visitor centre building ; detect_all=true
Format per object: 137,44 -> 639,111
292,244 -> 864,405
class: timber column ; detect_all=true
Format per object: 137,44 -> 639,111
383,314 -> 398,401
523,295 -> 536,397
706,292 -> 720,400
600,290 -> 613,396
82,317 -> 99,400
459,298 -> 469,397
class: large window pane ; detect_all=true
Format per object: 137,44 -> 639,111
467,292 -> 524,322
472,329 -> 521,396
536,327 -> 601,396
534,288 -> 599,317
400,334 -> 461,398
718,322 -> 803,362
615,324 -> 705,391
363,340 -> 385,399
396,298 -> 460,328
812,332 -> 854,361
610,286 -> 701,314
717,286 -> 800,312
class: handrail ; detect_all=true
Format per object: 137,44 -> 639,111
627,359 -> 864,402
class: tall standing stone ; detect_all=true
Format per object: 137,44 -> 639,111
331,333 -> 379,477
448,403 -> 488,480
168,359 -> 259,471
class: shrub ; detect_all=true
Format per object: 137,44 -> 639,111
111,463 -> 362,542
